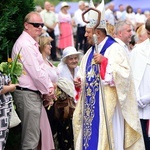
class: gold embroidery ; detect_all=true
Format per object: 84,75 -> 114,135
83,63 -> 100,149
91,58 -> 96,64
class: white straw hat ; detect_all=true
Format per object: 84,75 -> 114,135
61,2 -> 70,9
62,46 -> 81,62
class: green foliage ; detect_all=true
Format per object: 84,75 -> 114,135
0,0 -> 35,62
0,55 -> 23,84
0,0 -> 35,146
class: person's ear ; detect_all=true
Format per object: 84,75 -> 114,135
24,22 -> 28,30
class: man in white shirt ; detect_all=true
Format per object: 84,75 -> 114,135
114,20 -> 133,56
73,1 -> 87,53
40,1 -> 59,61
135,8 -> 146,25
130,18 -> 150,150
105,2 -> 115,25
116,4 -> 126,21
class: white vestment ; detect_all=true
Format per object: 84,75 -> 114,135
73,37 -> 145,150
130,39 -> 150,119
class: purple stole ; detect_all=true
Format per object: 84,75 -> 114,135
82,36 -> 116,150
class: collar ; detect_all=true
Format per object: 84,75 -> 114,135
45,9 -> 52,13
115,38 -> 130,55
97,37 -> 108,53
23,31 -> 39,48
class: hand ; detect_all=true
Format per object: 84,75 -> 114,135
141,94 -> 150,105
1,84 -> 19,94
93,53 -> 103,64
44,100 -> 54,108
44,23 -> 53,31
8,83 -> 19,92
49,87 -> 54,96
47,26 -> 54,32
43,94 -> 54,102
138,100 -> 147,108
52,82 -> 57,90
74,77 -> 81,88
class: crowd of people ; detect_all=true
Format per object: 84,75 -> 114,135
1,0 -> 150,150
36,1 -> 150,56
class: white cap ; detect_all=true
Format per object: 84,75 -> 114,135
86,0 -> 106,29
62,46 -> 81,62
61,2 -> 70,9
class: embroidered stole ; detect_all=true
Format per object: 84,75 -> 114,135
82,36 -> 116,150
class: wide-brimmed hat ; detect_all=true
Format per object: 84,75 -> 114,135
62,46 -> 81,62
61,2 -> 70,9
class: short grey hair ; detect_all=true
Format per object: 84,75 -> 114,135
114,20 -> 132,35
78,1 -> 84,6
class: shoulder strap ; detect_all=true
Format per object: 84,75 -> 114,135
101,35 -> 116,55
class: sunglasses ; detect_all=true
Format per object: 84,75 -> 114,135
27,22 -> 44,28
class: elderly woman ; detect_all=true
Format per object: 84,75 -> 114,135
56,46 -> 82,149
58,46 -> 81,78
57,46 -> 82,101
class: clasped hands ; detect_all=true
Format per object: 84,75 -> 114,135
43,87 -> 56,107
138,93 -> 150,108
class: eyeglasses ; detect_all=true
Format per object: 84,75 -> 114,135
27,22 -> 44,28
46,43 -> 52,46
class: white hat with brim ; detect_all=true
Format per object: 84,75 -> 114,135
61,2 -> 70,9
62,46 -> 81,62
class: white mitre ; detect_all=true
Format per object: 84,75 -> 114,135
86,0 -> 106,29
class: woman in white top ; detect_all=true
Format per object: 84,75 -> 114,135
126,5 -> 136,27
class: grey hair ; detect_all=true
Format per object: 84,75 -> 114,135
78,1 -> 84,6
114,20 -> 132,35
